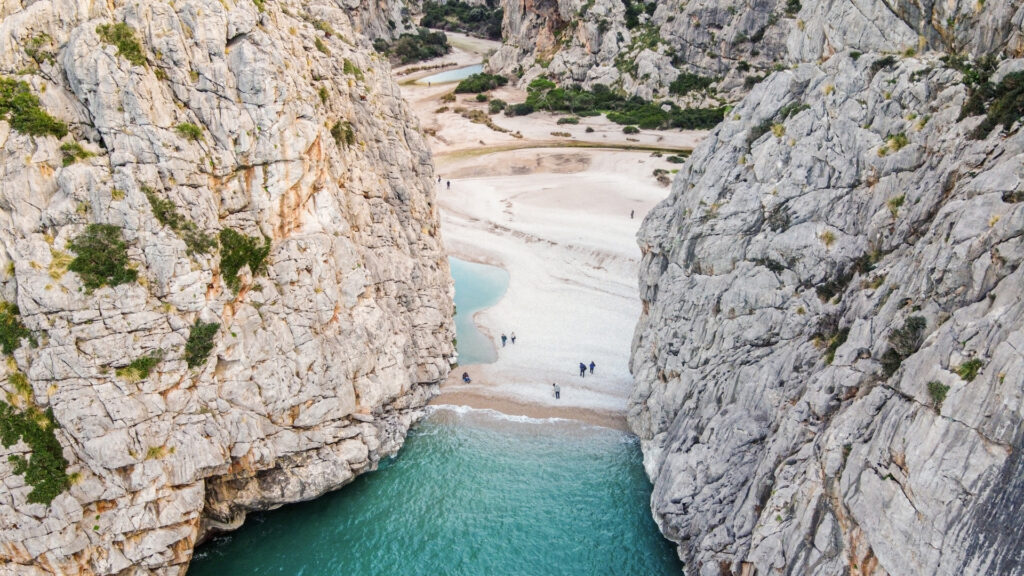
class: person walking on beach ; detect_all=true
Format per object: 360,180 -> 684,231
553,383 -> 560,399
579,362 -> 586,377
501,333 -> 507,347
630,209 -> 635,219
589,361 -> 596,375
446,180 -> 451,190
510,331 -> 516,344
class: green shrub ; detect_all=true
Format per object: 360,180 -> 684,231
314,37 -> 329,54
116,351 -> 163,382
881,316 -> 926,377
25,34 -> 56,65
870,55 -> 897,74
0,78 -> 67,138
60,142 -> 94,166
144,187 -> 216,255
475,93 -> 489,102
376,28 -> 450,64
318,86 -> 329,104
785,0 -> 800,15
175,122 -> 203,142
623,125 -> 639,134
666,155 -> 687,163
557,116 -> 579,124
342,59 -> 364,81
96,23 -> 146,66
252,0 -> 265,11
219,229 -> 271,293
927,380 -> 950,411
68,224 -> 138,290
185,320 -> 220,368
505,102 -> 535,116
955,358 -> 984,382
0,400 -> 69,505
0,302 -> 32,356
455,73 -> 508,93
420,1 -> 503,40
823,327 -> 850,365
669,73 -> 715,96
967,71 -> 1024,139
331,120 -> 355,147
488,99 -> 507,114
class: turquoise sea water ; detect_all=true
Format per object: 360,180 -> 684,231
188,407 -> 681,575
415,64 -> 484,84
449,257 -> 508,365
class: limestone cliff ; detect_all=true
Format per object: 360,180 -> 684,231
0,0 -> 453,573
631,3 -> 1024,575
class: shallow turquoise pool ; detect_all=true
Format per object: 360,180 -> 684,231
416,64 -> 484,84
187,407 -> 682,575
450,257 -> 508,365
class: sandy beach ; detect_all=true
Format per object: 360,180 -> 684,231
395,34 -> 708,428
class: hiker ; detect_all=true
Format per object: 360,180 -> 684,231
446,180 -> 451,190
462,372 -> 471,383
553,383 -> 561,399
630,209 -> 635,219
589,361 -> 596,375
579,362 -> 586,377
501,333 -> 507,347
437,175 -> 441,183
510,331 -> 516,344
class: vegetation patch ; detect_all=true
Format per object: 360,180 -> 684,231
823,327 -> 850,365
0,302 -> 32,356
219,229 -> 271,293
331,120 -> 355,148
420,0 -> 503,40
185,320 -> 220,368
342,59 -> 364,81
488,99 -> 507,114
955,358 -> 984,382
314,37 -> 329,54
60,142 -> 94,166
373,28 -> 450,65
25,34 -> 56,65
96,23 -> 146,66
927,380 -> 950,411
557,116 -> 579,124
0,399 -> 69,505
881,316 -> 926,378
669,73 -> 715,96
144,187 -> 217,255
455,73 -> 508,93
0,78 -> 67,138
68,224 -> 138,291
115,351 -> 163,383
175,122 -> 203,142
962,71 -> 1024,139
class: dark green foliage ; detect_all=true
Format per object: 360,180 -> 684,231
60,142 -> 94,166
966,72 -> 1024,139
175,122 -> 203,142
669,73 -> 715,96
956,358 -> 984,382
420,0 -> 503,40
314,37 -> 329,54
475,93 -> 489,102
455,73 -> 508,93
185,320 -> 219,368
510,80 -> 724,130
0,78 -> 67,138
785,0 -> 801,15
342,59 -> 364,81
96,23 -> 146,66
881,316 -> 926,377
823,327 -> 849,365
25,34 -> 56,65
68,224 -> 138,290
870,55 -> 897,74
144,187 -> 216,255
331,120 -> 355,147
0,400 -> 69,505
744,74 -> 766,89
0,302 -> 32,356
623,125 -> 639,134
219,229 -> 271,293
318,86 -> 329,104
748,102 -> 809,145
666,155 -> 687,163
375,28 -> 450,64
116,351 -> 163,381
488,99 -> 507,114
621,0 -> 643,28
850,51 -> 862,61
556,116 -> 579,124
927,380 -> 950,411
778,102 -> 810,120
505,102 -> 535,116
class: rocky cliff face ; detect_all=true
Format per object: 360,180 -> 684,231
631,3 -> 1024,575
0,0 -> 453,573
490,0 -> 1024,101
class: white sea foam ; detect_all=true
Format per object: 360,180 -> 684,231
426,403 -> 627,434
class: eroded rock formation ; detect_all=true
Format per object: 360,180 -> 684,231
0,0 -> 453,573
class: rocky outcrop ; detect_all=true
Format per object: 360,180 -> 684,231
631,5 -> 1024,575
0,0 -> 453,573
490,0 -> 1024,101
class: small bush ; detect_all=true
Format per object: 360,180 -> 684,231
314,37 -> 329,54
185,320 -> 219,368
331,120 -> 355,147
455,73 -> 508,93
881,316 -> 926,377
318,86 -> 329,104
956,358 -> 984,382
666,155 -> 687,163
870,55 -> 897,74
342,59 -> 364,81
488,99 -> 507,114
557,116 -> 579,124
968,71 -> 1024,139
505,102 -> 535,116
60,142 -> 94,166
669,73 -> 715,96
96,23 -> 146,66
219,229 -> 271,293
376,28 -> 450,65
144,187 -> 216,255
68,224 -> 138,290
823,327 -> 850,365
585,126 -> 595,133
887,195 -> 905,218
927,380 -> 950,411
175,123 -> 203,142
0,400 -> 69,505
785,0 -> 801,15
116,351 -> 163,382
0,78 -> 67,138
623,125 -> 640,134
475,93 -> 488,102
0,302 -> 32,356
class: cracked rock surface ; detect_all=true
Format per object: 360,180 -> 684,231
0,0 -> 453,573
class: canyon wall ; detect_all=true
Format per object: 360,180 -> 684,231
631,1 -> 1024,574
0,0 -> 453,573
